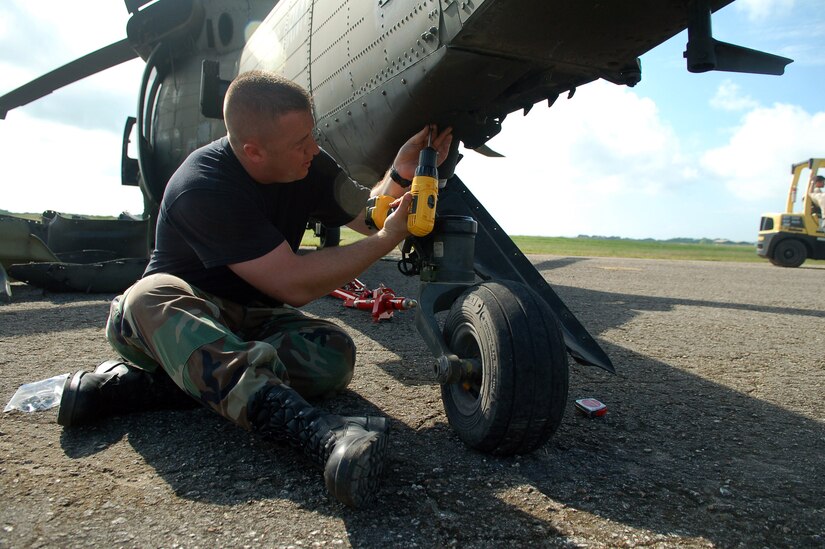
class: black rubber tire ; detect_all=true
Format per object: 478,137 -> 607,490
440,280 -> 569,455
319,226 -> 341,248
771,239 -> 806,268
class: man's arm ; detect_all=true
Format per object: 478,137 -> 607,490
347,170 -> 394,236
230,194 -> 412,307
233,125 -> 453,304
345,169 -> 402,236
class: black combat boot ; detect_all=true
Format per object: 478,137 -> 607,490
57,360 -> 197,427
248,384 -> 389,508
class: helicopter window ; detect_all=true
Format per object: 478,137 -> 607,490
218,13 -> 234,47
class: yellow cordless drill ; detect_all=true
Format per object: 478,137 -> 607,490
365,131 -> 439,236
406,133 -> 439,236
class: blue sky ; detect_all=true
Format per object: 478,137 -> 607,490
1,0 -> 823,242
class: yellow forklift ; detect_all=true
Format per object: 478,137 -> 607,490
757,158 -> 825,267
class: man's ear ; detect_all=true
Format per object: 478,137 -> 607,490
242,141 -> 265,163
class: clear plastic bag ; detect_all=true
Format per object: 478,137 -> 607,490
4,373 -> 69,413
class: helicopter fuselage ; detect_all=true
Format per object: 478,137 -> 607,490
138,0 -> 740,202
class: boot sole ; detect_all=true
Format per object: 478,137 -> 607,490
56,370 -> 86,427
324,430 -> 389,508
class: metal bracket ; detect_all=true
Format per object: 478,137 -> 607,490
414,280 -> 472,383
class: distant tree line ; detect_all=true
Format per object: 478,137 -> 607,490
575,235 -> 754,246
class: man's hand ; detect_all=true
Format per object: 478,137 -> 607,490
392,125 -> 453,182
381,193 -> 413,238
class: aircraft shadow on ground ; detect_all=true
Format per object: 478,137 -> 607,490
1,302 -> 110,336
312,258 -> 824,546
0,284 -> 113,336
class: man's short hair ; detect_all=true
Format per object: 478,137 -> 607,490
224,71 -> 313,146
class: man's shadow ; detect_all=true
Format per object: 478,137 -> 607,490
58,387 -> 408,510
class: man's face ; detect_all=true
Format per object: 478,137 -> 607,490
259,109 -> 320,183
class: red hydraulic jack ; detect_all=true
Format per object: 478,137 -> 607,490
330,279 -> 418,322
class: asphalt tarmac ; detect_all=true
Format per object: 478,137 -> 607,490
1,255 -> 823,548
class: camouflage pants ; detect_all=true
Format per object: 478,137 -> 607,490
105,273 -> 355,430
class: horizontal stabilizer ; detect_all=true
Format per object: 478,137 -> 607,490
686,38 -> 793,75
684,0 -> 792,76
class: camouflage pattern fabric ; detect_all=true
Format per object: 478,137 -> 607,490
106,273 -> 355,430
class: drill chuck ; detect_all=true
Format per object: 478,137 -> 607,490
415,147 -> 438,178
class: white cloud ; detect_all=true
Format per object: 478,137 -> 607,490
0,112 -> 144,215
710,80 -> 760,111
457,82 -> 825,240
701,103 -> 825,201
2,0 -> 131,59
735,0 -> 796,21
456,81 -> 692,237
0,1 -> 144,216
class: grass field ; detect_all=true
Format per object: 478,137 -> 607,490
302,228 -> 796,263
509,235 -> 763,262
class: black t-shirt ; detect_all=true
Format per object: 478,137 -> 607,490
144,137 -> 368,305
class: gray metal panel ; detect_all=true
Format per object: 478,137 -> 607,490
315,45 -> 531,183
311,0 -> 442,121
198,0 -> 277,57
240,0 -> 312,90
452,0 -> 735,72
309,0 -> 361,115
314,46 -> 446,184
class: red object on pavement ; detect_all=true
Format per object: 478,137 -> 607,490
575,398 -> 608,417
330,279 -> 418,322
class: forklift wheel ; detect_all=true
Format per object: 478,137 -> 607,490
770,238 -> 806,268
440,280 -> 569,455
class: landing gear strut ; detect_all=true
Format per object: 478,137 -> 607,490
407,176 -> 613,455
